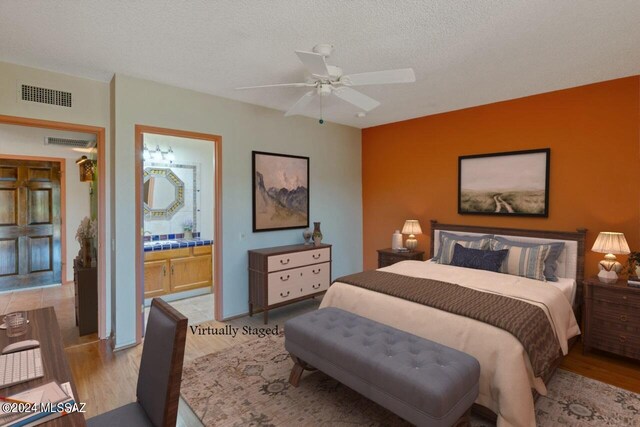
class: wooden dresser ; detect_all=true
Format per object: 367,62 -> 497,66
583,276 -> 640,361
249,243 -> 332,324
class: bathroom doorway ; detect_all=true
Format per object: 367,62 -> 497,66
134,126 -> 221,338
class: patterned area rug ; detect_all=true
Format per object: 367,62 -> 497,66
181,334 -> 640,426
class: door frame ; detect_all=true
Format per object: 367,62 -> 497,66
0,115 -> 107,339
134,125 -> 222,343
0,155 -> 67,285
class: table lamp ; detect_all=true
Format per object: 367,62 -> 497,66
402,220 -> 422,250
591,232 -> 630,283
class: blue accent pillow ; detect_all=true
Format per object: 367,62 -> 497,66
492,237 -> 565,281
433,231 -> 493,262
450,244 -> 509,273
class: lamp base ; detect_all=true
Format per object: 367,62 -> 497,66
405,235 -> 418,250
597,269 -> 618,284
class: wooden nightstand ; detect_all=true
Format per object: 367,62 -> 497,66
583,276 -> 640,361
377,248 -> 425,268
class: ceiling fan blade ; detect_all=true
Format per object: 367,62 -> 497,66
333,87 -> 380,112
342,68 -> 415,86
236,82 -> 315,90
295,51 -> 330,77
284,91 -> 316,117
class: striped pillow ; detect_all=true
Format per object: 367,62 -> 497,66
437,236 -> 491,265
490,240 -> 551,281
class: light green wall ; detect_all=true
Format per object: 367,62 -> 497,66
112,74 -> 362,348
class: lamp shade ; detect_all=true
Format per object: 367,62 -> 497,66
591,232 -> 631,255
402,220 -> 422,235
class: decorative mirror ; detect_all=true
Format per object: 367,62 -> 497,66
143,167 -> 185,220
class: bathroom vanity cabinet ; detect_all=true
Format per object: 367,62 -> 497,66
144,245 -> 212,298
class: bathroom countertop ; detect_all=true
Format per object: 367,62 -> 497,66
143,237 -> 214,252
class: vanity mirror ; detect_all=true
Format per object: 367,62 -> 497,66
143,167 -> 185,220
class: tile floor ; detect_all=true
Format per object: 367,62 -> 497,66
0,284 -> 98,348
144,292 -> 214,328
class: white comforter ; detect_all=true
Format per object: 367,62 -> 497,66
320,261 -> 580,427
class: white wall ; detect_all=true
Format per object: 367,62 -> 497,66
0,124 -> 92,283
142,134 -> 214,238
0,61 -> 111,338
113,74 -> 362,348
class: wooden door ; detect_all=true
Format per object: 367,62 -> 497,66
143,259 -> 170,298
0,159 -> 61,290
170,255 -> 212,293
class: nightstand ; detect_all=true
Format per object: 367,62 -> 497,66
377,248 -> 425,268
583,276 -> 640,361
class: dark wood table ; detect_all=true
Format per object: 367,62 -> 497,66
0,307 -> 86,426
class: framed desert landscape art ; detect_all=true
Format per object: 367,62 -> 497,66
458,148 -> 550,217
252,151 -> 310,232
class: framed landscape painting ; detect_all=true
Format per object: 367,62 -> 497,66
252,151 -> 309,232
458,148 -> 550,217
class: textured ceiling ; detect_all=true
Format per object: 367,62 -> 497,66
1,1 -> 639,128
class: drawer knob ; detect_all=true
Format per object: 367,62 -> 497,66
280,291 -> 290,298
312,254 -> 321,259
312,283 -> 321,289
619,335 -> 627,343
280,275 -> 290,282
622,296 -> 628,300
620,314 -> 628,322
280,258 -> 290,265
312,268 -> 321,274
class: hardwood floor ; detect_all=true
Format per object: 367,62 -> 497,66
0,284 -> 98,347
64,296 -> 640,424
561,341 -> 640,394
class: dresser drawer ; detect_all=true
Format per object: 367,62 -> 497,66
267,282 -> 301,305
591,286 -> 640,306
591,300 -> 640,323
589,327 -> 640,356
267,247 -> 331,272
300,262 -> 331,295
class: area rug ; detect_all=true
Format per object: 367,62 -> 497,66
181,333 -> 640,426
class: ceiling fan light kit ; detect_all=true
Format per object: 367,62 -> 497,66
236,44 -> 416,123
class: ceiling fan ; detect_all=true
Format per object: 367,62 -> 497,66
236,44 -> 416,123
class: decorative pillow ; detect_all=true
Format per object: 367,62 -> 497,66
433,232 -> 493,262
436,236 -> 492,265
490,240 -> 551,281
493,236 -> 565,281
450,244 -> 509,273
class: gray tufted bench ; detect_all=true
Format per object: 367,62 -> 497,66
284,307 -> 480,427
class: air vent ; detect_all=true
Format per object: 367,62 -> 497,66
45,137 -> 94,148
21,84 -> 72,107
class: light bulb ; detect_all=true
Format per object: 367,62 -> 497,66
152,145 -> 162,161
167,147 -> 175,163
143,145 -> 151,161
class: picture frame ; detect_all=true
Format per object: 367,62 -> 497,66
458,148 -> 550,217
252,151 -> 310,232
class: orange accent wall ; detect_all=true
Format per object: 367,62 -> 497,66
362,76 -> 640,277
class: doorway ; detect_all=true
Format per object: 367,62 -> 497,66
0,158 -> 62,290
0,115 -> 106,346
135,125 -> 222,341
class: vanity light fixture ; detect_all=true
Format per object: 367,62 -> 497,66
143,144 -> 176,164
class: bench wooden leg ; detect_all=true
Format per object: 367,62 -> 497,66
288,354 -> 316,387
452,408 -> 471,427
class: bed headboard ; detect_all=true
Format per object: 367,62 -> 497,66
429,220 -> 587,314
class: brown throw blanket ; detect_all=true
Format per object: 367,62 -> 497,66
335,270 -> 562,379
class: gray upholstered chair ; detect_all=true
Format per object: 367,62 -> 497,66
87,298 -> 188,427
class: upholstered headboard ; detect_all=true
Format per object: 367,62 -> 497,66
429,220 -> 587,316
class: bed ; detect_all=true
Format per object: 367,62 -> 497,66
320,220 -> 587,427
